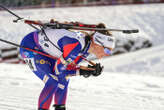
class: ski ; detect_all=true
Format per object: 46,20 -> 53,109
25,20 -> 139,34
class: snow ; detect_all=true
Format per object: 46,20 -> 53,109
0,4 -> 164,110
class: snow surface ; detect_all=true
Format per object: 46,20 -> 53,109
0,4 -> 164,110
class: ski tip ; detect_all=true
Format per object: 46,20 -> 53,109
132,29 -> 139,33
123,29 -> 139,34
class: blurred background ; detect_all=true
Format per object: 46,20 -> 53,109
0,0 -> 164,8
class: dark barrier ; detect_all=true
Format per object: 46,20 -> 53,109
0,47 -> 24,64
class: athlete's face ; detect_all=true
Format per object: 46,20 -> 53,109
94,44 -> 110,58
89,41 -> 110,59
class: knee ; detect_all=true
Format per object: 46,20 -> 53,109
46,76 -> 58,85
53,104 -> 66,110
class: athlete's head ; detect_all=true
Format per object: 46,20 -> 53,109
88,32 -> 115,59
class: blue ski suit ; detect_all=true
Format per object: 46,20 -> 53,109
20,29 -> 90,109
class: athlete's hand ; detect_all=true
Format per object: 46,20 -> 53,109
88,63 -> 104,76
79,63 -> 103,78
79,69 -> 93,78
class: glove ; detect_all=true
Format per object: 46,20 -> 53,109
79,63 -> 104,78
79,69 -> 93,78
96,23 -> 112,36
88,63 -> 104,76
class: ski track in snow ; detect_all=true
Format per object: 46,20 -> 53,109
0,3 -> 164,110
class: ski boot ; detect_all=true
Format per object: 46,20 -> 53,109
53,104 -> 66,110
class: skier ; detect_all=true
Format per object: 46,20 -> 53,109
19,22 -> 115,110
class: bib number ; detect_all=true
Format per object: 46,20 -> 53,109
24,58 -> 37,71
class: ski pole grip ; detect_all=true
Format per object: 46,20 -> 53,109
123,29 -> 139,34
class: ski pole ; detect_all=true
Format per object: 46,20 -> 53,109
0,5 -> 39,30
0,5 -> 22,20
0,38 -> 95,70
0,38 -> 58,60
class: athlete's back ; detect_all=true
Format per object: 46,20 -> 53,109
38,29 -> 86,58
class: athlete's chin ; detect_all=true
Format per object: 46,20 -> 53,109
97,54 -> 109,59
96,55 -> 103,59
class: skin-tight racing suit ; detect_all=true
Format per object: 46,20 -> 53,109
20,29 -> 90,109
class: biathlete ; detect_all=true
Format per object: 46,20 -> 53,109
19,22 -> 115,110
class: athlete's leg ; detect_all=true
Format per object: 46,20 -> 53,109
33,54 -> 59,110
38,75 -> 58,109
20,31 -> 58,110
21,49 -> 58,109
53,80 -> 69,110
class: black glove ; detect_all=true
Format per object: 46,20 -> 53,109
96,23 -> 112,36
80,63 -> 104,78
88,63 -> 104,76
79,69 -> 93,78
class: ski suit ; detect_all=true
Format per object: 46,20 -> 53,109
20,29 -> 90,109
